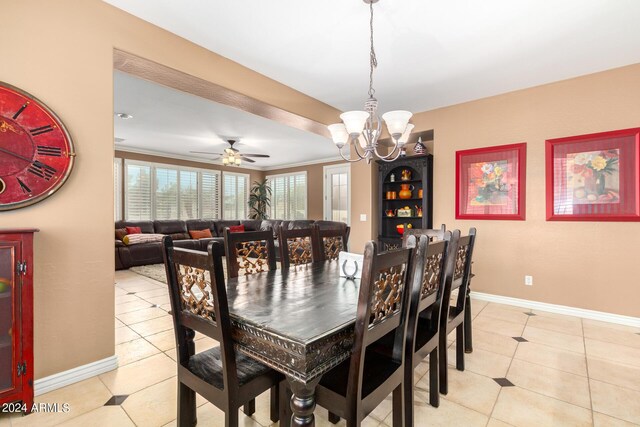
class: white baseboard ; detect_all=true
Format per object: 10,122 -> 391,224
470,291 -> 640,328
34,355 -> 119,396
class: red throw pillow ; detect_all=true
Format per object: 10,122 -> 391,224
125,226 -> 142,235
229,225 -> 245,233
189,229 -> 213,239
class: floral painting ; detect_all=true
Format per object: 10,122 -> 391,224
566,149 -> 619,204
469,160 -> 510,206
456,143 -> 526,220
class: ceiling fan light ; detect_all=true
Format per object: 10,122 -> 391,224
382,110 -> 413,139
398,123 -> 414,146
235,157 -> 241,166
328,123 -> 349,148
340,111 -> 369,137
222,157 -> 229,165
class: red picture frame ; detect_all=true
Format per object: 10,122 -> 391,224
546,127 -> 640,221
456,143 -> 526,220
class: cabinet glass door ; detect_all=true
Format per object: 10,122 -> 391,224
0,244 -> 16,393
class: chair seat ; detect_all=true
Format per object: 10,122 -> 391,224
187,346 -> 273,389
319,349 -> 401,398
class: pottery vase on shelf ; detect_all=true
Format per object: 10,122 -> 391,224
399,184 -> 414,199
401,169 -> 412,181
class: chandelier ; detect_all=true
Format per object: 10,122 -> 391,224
222,148 -> 242,166
328,0 -> 413,164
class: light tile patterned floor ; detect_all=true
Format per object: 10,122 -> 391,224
2,269 -> 639,426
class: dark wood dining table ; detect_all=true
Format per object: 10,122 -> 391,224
224,259 -> 475,427
225,260 -> 359,427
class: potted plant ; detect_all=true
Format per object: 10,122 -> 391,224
248,179 -> 272,220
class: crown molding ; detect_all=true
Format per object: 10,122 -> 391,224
261,156 -> 346,171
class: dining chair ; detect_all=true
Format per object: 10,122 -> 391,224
281,240 -> 419,427
402,223 -> 446,246
404,231 -> 457,417
313,224 -> 348,261
278,227 -> 320,269
224,229 -> 277,278
438,227 -> 476,395
161,236 -> 282,427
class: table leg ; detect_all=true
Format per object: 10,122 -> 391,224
287,376 -> 321,427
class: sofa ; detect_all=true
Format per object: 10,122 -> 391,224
115,218 -> 349,270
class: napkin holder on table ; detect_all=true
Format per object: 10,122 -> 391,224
338,251 -> 364,280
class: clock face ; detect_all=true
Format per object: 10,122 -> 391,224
0,82 -> 75,211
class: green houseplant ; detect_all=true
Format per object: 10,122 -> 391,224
248,179 -> 272,220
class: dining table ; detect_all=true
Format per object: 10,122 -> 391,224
224,259 -> 474,427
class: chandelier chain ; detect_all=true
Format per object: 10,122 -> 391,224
368,0 -> 377,98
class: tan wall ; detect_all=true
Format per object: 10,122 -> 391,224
351,63 -> 640,318
1,0 -> 339,378
114,150 -> 264,219
264,160 -> 345,220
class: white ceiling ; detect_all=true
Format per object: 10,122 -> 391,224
113,72 -> 338,168
104,0 -> 640,114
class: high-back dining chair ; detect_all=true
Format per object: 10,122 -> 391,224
313,224 -> 348,261
438,227 -> 476,395
224,229 -> 277,278
281,240 -> 420,427
278,227 -> 319,269
402,223 -> 446,246
162,237 -> 282,427
404,231 -> 457,419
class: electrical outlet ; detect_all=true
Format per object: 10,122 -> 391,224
360,214 -> 367,222
524,275 -> 533,286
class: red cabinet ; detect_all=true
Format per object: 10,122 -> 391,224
0,229 -> 37,414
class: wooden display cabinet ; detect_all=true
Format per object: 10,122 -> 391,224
377,155 -> 433,251
0,229 -> 37,414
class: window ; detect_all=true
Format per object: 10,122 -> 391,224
223,172 -> 249,219
267,172 -> 307,220
123,160 -> 220,220
114,158 -> 123,221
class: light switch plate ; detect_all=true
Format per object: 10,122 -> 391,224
360,214 -> 367,222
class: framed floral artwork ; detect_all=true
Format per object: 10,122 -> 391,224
456,143 -> 526,220
546,127 -> 640,221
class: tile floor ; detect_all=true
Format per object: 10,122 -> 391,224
1,269 -> 639,426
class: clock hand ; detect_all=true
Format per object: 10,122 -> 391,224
0,146 -> 32,163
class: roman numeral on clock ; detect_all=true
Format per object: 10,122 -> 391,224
28,160 -> 56,181
13,102 -> 29,119
30,124 -> 54,136
36,145 -> 63,157
17,178 -> 31,194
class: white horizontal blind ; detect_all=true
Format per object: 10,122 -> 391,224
114,158 -> 123,221
223,172 -> 249,219
267,172 -> 307,220
200,171 -> 220,219
124,160 -> 221,221
179,170 -> 199,219
125,163 -> 152,220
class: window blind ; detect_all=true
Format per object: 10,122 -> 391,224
179,170 -> 198,219
125,164 -> 152,220
114,158 -> 123,221
223,172 -> 249,219
266,172 -> 307,220
154,168 -> 178,220
200,171 -> 220,219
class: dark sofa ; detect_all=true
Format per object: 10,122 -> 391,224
115,218 -> 349,270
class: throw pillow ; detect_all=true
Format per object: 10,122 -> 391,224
115,228 -> 128,241
229,225 -> 245,233
123,233 -> 164,245
189,229 -> 213,239
125,226 -> 142,235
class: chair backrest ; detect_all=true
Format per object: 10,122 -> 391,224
449,227 -> 477,315
313,224 -> 348,261
224,229 -> 277,278
402,224 -> 446,247
405,231 -> 457,352
278,227 -> 319,269
162,236 -> 239,390
346,241 -> 416,404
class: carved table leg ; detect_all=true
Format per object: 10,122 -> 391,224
288,376 -> 321,427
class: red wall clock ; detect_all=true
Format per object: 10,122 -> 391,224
0,82 -> 75,211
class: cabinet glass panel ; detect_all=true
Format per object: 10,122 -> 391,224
0,246 -> 14,392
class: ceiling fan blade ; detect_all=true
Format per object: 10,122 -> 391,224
190,151 -> 224,155
240,153 -> 270,158
241,157 -> 256,163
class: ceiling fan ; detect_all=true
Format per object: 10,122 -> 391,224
190,139 -> 270,165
